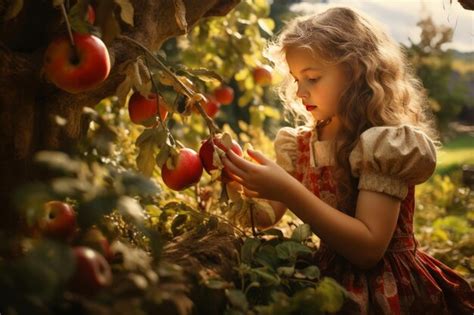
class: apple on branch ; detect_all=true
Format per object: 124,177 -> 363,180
37,201 -> 77,241
253,65 -> 273,86
213,85 -> 234,105
128,92 -> 169,127
43,33 -> 111,94
161,148 -> 203,191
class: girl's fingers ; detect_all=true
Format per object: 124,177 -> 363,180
226,149 -> 258,172
222,157 -> 247,179
243,187 -> 259,198
247,149 -> 269,165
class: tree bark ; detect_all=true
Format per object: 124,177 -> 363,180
0,0 -> 240,232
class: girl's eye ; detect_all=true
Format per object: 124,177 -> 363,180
308,77 -> 321,83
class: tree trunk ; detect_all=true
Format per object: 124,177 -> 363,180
0,0 -> 240,232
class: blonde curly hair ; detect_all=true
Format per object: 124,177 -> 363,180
266,7 -> 440,213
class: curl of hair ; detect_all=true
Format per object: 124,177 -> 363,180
266,7 -> 440,212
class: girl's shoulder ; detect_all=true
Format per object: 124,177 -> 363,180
349,124 -> 437,200
273,126 -> 311,174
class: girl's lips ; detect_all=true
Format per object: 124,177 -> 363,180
305,105 -> 317,111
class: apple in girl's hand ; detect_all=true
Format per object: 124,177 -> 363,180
128,92 -> 168,126
199,134 -> 243,182
161,148 -> 203,190
253,66 -> 273,86
70,246 -> 112,295
43,33 -> 111,93
38,201 -> 77,241
81,227 -> 113,261
213,85 -> 234,105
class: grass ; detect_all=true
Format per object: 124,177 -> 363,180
436,134 -> 474,175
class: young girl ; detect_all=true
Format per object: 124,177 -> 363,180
222,6 -> 473,315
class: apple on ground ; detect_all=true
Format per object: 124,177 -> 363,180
253,65 -> 273,86
199,134 -> 243,182
128,92 -> 169,126
37,201 -> 77,241
213,85 -> 234,105
43,32 -> 111,94
161,148 -> 203,191
70,246 -> 112,295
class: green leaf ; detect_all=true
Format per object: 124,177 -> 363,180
254,245 -> 279,269
315,277 -> 346,313
225,289 -> 249,311
291,224 -> 312,242
155,144 -> 171,169
277,265 -> 295,277
241,237 -> 261,264
114,0 -> 134,26
260,228 -> 284,239
251,267 -> 280,286
295,266 -> 320,280
275,241 -> 312,261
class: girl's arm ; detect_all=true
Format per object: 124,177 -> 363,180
282,179 -> 400,269
223,149 -> 400,269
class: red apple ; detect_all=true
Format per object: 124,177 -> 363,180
161,148 -> 203,191
87,5 -> 95,24
202,96 -> 220,118
213,85 -> 234,105
128,92 -> 168,126
43,32 -> 111,94
81,227 -> 113,261
38,201 -> 77,241
70,246 -> 112,295
253,66 -> 273,86
199,135 -> 243,182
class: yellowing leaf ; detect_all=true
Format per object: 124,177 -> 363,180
136,138 -> 156,177
114,0 -> 134,26
174,0 -> 188,32
4,0 -> 23,20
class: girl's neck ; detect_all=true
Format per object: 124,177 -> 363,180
316,116 -> 341,141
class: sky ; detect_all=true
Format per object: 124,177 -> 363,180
289,0 -> 473,52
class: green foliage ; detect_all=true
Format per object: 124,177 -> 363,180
222,225 -> 347,314
406,16 -> 472,130
415,171 -> 473,284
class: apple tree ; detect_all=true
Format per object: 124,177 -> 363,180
0,1 -> 350,314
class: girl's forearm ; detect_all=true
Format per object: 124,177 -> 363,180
281,177 -> 379,269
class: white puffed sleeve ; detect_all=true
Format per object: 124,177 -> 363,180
274,127 -> 298,175
349,125 -> 437,200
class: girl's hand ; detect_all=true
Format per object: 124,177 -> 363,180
222,148 -> 295,202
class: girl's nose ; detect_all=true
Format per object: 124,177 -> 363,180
296,83 -> 309,99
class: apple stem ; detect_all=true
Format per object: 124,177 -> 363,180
117,35 -> 221,136
59,2 -> 80,62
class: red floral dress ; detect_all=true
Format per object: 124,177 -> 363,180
274,125 -> 474,315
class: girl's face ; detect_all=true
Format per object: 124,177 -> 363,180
286,46 -> 349,122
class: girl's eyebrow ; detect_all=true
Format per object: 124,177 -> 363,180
290,67 -> 322,75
